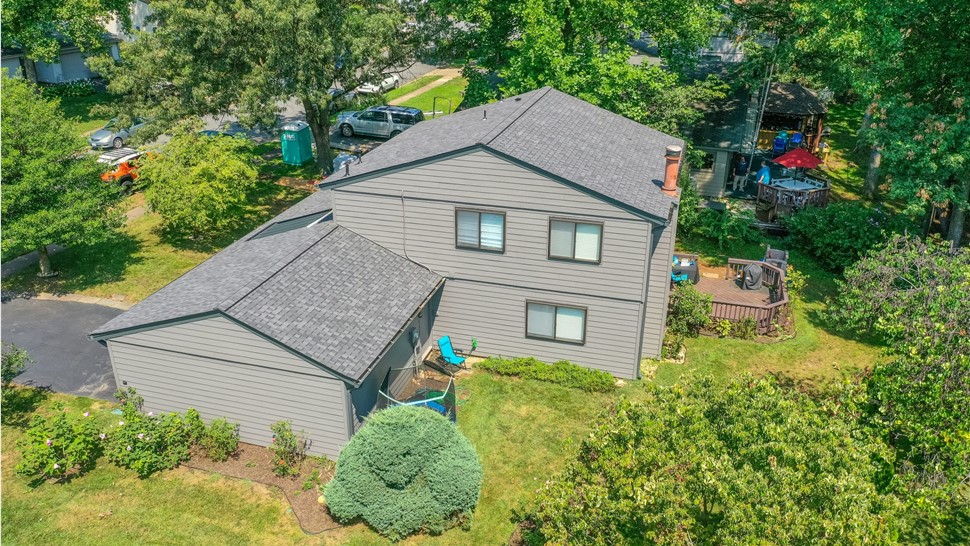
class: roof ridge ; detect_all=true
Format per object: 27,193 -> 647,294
217,224 -> 339,313
478,87 -> 553,146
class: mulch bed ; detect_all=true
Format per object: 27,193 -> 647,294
183,442 -> 341,534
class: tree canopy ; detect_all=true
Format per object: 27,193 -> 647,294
1,0 -> 129,63
1,75 -> 124,276
831,235 -> 970,502
433,0 -> 728,135
90,0 -> 425,172
139,132 -> 257,241
518,377 -> 906,545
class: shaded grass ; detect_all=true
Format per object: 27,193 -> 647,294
819,102 -> 868,202
253,142 -> 323,182
385,75 -> 443,102
2,182 -> 308,301
399,78 -> 468,116
58,93 -> 120,135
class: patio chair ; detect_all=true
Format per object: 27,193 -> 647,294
671,272 -> 690,283
437,336 -> 467,368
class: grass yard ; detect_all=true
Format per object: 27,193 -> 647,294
1,182 -> 308,302
253,142 -> 324,182
399,78 -> 468,116
1,374 -> 646,546
820,102 -> 869,202
58,93 -> 120,135
384,75 -> 444,102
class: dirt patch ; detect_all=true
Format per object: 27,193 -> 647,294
276,176 -> 317,191
184,442 -> 341,534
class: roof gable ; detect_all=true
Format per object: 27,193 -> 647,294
320,87 -> 683,223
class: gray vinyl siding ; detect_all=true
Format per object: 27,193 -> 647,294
349,287 -> 441,431
641,207 -> 679,359
332,149 -> 668,378
431,279 -> 642,378
332,151 -> 653,302
105,316 -> 349,457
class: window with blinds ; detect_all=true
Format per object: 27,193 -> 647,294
548,219 -> 602,263
456,209 -> 505,252
526,302 -> 587,344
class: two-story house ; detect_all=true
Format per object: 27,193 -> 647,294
90,87 -> 684,457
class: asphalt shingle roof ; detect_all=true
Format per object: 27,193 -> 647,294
764,83 -> 827,116
91,190 -> 441,384
326,87 -> 684,222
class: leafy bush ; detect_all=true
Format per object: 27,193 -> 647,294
676,175 -> 702,235
732,317 -> 757,340
183,408 -> 206,444
325,406 -> 483,541
713,319 -> 733,338
15,405 -> 100,482
201,418 -> 239,462
516,377 -> 907,545
660,332 -> 684,360
2,343 -> 31,403
114,387 -> 144,412
476,356 -> 616,392
105,405 -> 191,478
667,282 -> 712,337
695,206 -> 760,250
40,80 -> 96,98
785,202 -> 909,272
785,264 -> 809,302
269,421 -> 308,477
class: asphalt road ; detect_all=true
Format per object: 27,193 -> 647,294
1,298 -> 120,400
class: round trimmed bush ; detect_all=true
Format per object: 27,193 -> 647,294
324,405 -> 483,540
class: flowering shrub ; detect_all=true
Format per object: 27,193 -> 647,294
40,79 -> 96,98
105,404 -> 190,478
114,387 -> 144,412
269,421 -> 308,477
201,418 -> 239,462
15,405 -> 100,482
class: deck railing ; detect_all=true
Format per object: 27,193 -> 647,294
671,254 -> 791,335
720,259 -> 789,333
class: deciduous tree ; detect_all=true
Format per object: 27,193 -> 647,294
433,0 -> 728,134
1,76 -> 124,276
518,377 -> 906,545
1,0 -> 129,64
90,0 -> 428,172
139,132 -> 257,241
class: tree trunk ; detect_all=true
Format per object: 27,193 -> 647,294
947,177 -> 969,244
36,245 -> 57,278
854,111 -> 872,152
300,96 -> 333,175
864,146 -> 881,200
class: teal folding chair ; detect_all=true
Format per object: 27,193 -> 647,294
437,336 -> 467,367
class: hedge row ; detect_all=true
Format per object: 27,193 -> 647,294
477,356 -> 616,392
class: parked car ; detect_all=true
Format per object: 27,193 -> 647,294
354,73 -> 402,94
327,87 -> 358,113
336,106 -> 424,138
97,148 -> 145,193
89,117 -> 147,149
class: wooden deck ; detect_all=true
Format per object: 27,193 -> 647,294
695,277 -> 773,306
675,254 -> 791,334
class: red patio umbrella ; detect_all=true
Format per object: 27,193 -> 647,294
774,147 -> 823,169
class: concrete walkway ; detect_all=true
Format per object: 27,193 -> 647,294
389,68 -> 463,106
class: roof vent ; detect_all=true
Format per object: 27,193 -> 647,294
482,110 -> 487,120
514,97 -> 521,101
344,161 -> 351,177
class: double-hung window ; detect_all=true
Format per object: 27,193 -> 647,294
549,219 -> 602,263
526,302 -> 587,344
456,209 -> 505,252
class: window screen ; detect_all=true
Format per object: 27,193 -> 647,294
526,302 -> 586,344
549,220 -> 602,263
456,209 -> 505,251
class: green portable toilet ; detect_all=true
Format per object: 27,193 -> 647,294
281,121 -> 314,166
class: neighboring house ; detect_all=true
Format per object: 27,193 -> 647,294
104,1 -> 157,41
91,87 -> 684,456
1,36 -> 121,83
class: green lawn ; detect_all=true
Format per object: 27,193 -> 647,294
820,102 -> 869,202
58,93 -> 120,135
399,78 -> 468,116
385,75 -> 443,102
1,182 -> 308,302
253,142 -> 324,181
1,374 -> 645,546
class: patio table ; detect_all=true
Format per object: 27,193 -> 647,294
672,259 -> 699,284
771,178 -> 818,191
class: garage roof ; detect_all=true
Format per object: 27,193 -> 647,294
320,87 -> 685,223
90,190 -> 442,385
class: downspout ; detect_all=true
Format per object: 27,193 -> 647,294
634,224 -> 656,379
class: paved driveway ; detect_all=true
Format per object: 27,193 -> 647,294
1,298 -> 120,400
